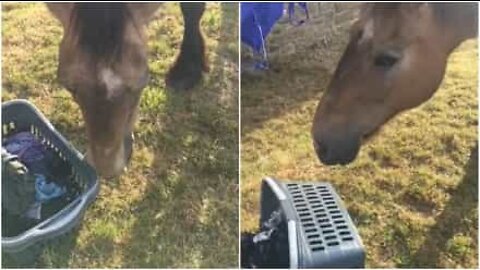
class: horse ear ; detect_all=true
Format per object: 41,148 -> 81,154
128,3 -> 162,25
404,3 -> 430,15
46,3 -> 74,28
417,3 -> 431,16
401,3 -> 433,22
358,3 -> 373,19
349,4 -> 371,40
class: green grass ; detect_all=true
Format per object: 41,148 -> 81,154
2,3 -> 238,268
241,23 -> 478,268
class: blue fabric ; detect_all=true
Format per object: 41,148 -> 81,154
241,3 -> 284,53
35,174 -> 66,202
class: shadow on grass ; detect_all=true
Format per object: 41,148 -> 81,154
240,50 -> 336,137
122,3 -> 238,267
240,6 -> 353,137
410,143 -> 478,267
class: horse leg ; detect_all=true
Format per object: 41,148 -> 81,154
166,2 -> 207,91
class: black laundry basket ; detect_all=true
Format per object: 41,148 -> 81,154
260,177 -> 365,268
1,99 -> 99,263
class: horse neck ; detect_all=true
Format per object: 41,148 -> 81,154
434,3 -> 478,53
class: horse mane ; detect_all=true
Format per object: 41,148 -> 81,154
70,3 -> 130,63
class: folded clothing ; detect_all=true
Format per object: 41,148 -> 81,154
2,132 -> 80,237
1,148 -> 36,217
241,209 -> 290,268
3,132 -> 46,166
24,174 -> 67,220
35,174 -> 66,202
3,131 -> 73,186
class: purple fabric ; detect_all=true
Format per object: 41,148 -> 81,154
3,132 -> 46,165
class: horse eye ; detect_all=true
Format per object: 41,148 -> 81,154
374,53 -> 399,68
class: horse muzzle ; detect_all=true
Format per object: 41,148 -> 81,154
85,132 -> 134,178
313,134 -> 361,165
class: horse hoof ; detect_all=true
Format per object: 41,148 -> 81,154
165,63 -> 203,91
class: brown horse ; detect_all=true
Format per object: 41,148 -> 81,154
312,3 -> 478,165
47,3 -> 207,177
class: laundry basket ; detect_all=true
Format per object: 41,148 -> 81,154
1,99 -> 99,264
260,177 -> 365,268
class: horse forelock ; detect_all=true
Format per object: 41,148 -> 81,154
70,3 -> 130,63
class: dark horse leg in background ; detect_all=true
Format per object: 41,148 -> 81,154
166,2 -> 207,91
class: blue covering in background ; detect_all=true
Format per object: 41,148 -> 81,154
241,3 -> 308,70
241,3 -> 284,53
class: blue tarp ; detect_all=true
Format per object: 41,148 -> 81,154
241,3 -> 284,53
241,3 -> 308,53
241,3 -> 308,70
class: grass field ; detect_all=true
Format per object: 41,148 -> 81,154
241,19 -> 478,268
2,3 -> 238,268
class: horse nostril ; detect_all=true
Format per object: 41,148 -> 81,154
315,139 -> 328,159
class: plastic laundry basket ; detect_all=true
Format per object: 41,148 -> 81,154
260,177 -> 365,268
1,99 -> 99,262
